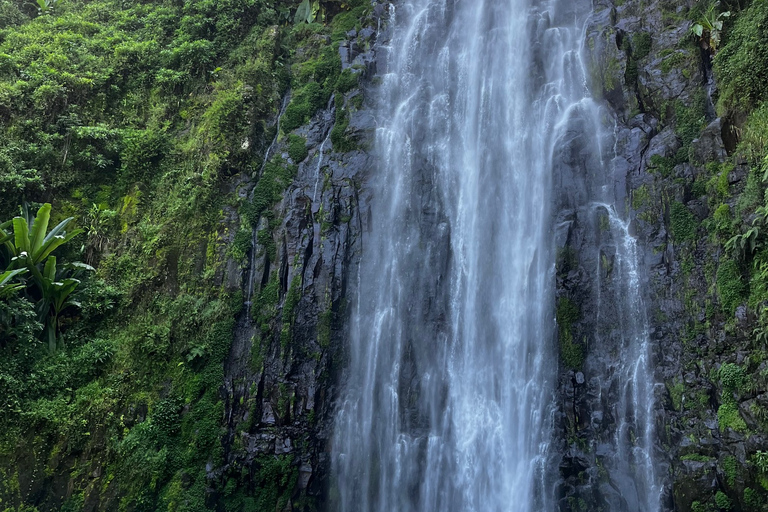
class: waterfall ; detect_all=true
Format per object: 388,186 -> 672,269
331,0 -> 660,511
589,201 -> 661,512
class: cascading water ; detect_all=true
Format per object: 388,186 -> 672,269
589,201 -> 661,511
331,0 -> 660,511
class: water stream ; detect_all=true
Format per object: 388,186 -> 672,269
331,1 -> 660,510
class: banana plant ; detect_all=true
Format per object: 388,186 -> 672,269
0,269 -> 26,299
35,256 -> 91,352
294,0 -> 322,24
9,203 -> 82,270
691,2 -> 731,53
2,203 -> 89,350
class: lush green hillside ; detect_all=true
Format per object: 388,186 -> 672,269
0,0 -> 368,509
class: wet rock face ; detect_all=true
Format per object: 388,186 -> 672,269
557,0 -> 768,511
216,0 -> 763,510
214,15 -> 385,509
554,0 -> 740,511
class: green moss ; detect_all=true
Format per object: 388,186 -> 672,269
670,201 -> 698,242
330,5 -> 368,42
660,50 -> 687,74
230,228 -> 252,262
631,184 -> 650,210
335,68 -> 359,94
246,157 -> 297,224
716,259 -> 746,314
681,453 -> 714,462
718,398 -> 748,433
744,487 -> 763,509
633,32 -> 652,60
649,154 -> 676,178
668,378 -> 685,411
557,297 -> 583,369
252,278 -> 280,329
713,204 -> 732,235
280,274 -> 302,351
318,308 -> 332,349
715,490 -> 732,511
723,455 -> 738,487
674,90 -> 708,160
331,95 -> 356,152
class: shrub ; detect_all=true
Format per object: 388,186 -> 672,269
287,134 -> 308,163
717,259 -> 746,314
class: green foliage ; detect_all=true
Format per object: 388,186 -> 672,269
682,453 -> 714,462
331,95 -> 357,152
287,134 -> 309,163
649,154 -> 676,178
690,2 -> 731,53
753,450 -> 768,473
719,363 -> 746,393
670,201 -> 698,241
714,0 -> 768,111
247,157 -> 297,223
0,0 -> 372,506
253,455 -> 298,510
1,203 -> 91,350
675,90 -> 708,159
557,297 -> 583,369
0,295 -> 41,350
335,69 -> 359,94
718,398 -> 748,432
691,500 -> 707,512
280,274 -> 302,350
283,82 -> 330,133
668,378 -> 685,411
633,32 -> 652,60
738,102 -> 768,163
723,455 -> 738,486
744,487 -> 762,510
717,259 -> 746,313
294,0 -> 321,25
714,203 -> 732,235
714,490 -> 733,511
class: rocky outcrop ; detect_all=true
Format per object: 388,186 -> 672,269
213,13 -> 384,509
557,1 -> 768,511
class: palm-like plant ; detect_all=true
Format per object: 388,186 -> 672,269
9,203 -> 82,269
0,269 -> 27,299
691,2 -> 731,54
36,256 -> 89,352
1,203 -> 90,351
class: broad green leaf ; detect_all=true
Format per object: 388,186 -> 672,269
294,0 -> 311,24
37,229 -> 83,263
12,217 -> 30,255
30,203 -> 51,257
41,217 -> 74,247
44,256 -> 57,282
0,268 -> 26,287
